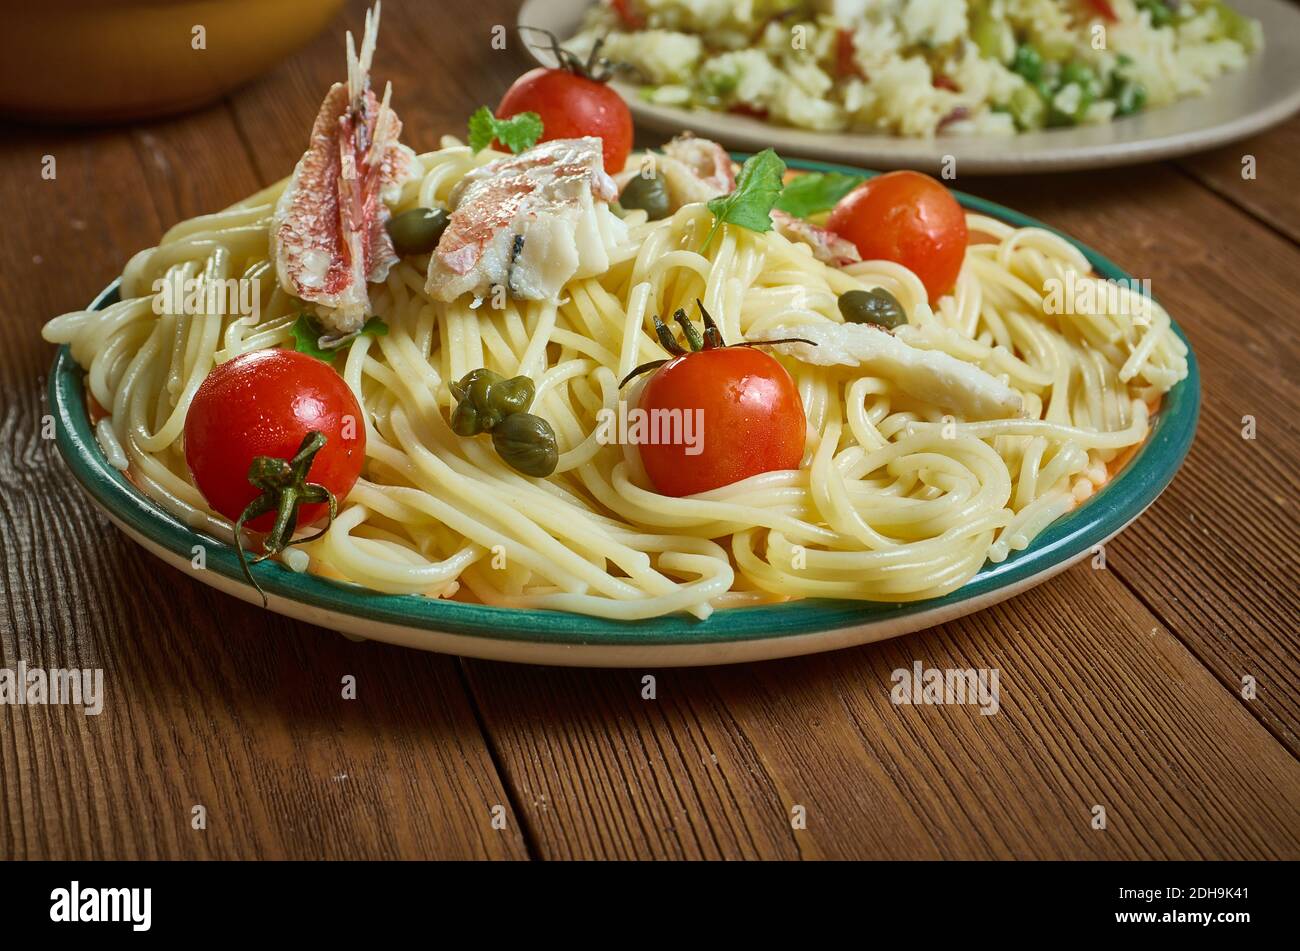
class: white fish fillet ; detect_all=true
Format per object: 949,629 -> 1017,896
755,322 -> 1023,421
426,138 -> 627,303
269,3 -> 417,333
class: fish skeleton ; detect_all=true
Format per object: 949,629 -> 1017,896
270,2 -> 417,333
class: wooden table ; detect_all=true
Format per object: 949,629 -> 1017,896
2,0 -> 1298,861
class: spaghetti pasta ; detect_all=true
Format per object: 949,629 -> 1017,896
43,140 -> 1187,621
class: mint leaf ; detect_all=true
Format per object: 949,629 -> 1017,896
468,106 -> 543,154
702,148 -> 786,250
774,171 -> 863,218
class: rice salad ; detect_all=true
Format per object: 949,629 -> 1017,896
566,0 -> 1262,137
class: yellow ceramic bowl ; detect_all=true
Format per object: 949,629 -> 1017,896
0,0 -> 344,122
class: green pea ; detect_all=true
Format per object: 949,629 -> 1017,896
1112,79 -> 1147,117
619,171 -> 671,220
386,207 -> 449,256
1011,44 -> 1043,83
838,288 -> 907,329
1137,0 -> 1175,28
492,412 -> 559,477
1060,61 -> 1102,99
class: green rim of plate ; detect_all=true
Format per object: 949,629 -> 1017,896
49,157 -> 1200,646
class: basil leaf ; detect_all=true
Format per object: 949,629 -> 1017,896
467,106 -> 544,154
774,171 -> 863,218
702,148 -> 786,250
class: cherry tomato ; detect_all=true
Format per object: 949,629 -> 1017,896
496,68 -> 633,174
636,347 -> 806,497
184,349 -> 365,530
827,170 -> 969,303
1085,0 -> 1118,21
609,0 -> 645,29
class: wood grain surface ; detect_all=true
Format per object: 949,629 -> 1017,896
1,0 -> 1297,861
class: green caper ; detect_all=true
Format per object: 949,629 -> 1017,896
491,412 -> 559,477
838,288 -> 908,329
492,375 -> 536,418
449,368 -> 538,435
450,368 -> 500,435
386,207 -> 449,256
618,171 -> 671,220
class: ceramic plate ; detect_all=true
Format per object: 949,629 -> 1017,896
517,0 -> 1300,174
48,159 -> 1199,667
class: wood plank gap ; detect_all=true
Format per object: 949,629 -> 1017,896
454,656 -> 541,860
1170,161 -> 1300,251
1105,554 -> 1300,762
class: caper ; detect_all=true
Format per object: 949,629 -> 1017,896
492,375 -> 536,418
452,368 -> 501,436
491,412 -> 559,477
619,171 -> 671,220
449,368 -> 537,435
838,288 -> 907,329
386,207 -> 449,256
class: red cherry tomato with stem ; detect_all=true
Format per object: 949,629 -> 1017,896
495,59 -> 633,174
629,305 -> 806,498
827,170 -> 968,303
185,348 -> 365,535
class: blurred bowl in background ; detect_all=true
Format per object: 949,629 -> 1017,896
0,0 -> 345,123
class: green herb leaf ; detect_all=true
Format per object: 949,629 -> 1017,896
702,148 -> 786,251
291,313 -> 336,362
291,314 -> 389,363
467,106 -> 544,154
358,316 -> 389,338
774,171 -> 863,218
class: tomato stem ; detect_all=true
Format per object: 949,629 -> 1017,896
233,431 -> 337,607
673,308 -> 704,351
517,26 -> 616,83
618,300 -> 817,388
696,300 -> 726,349
651,314 -> 687,355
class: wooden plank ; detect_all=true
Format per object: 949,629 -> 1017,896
961,164 -> 1300,753
0,107 -> 524,859
1178,114 -> 1300,244
466,565 -> 1300,859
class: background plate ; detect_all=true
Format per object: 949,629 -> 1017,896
518,0 -> 1300,174
49,159 -> 1200,666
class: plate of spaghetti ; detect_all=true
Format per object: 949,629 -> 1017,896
44,4 -> 1198,666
